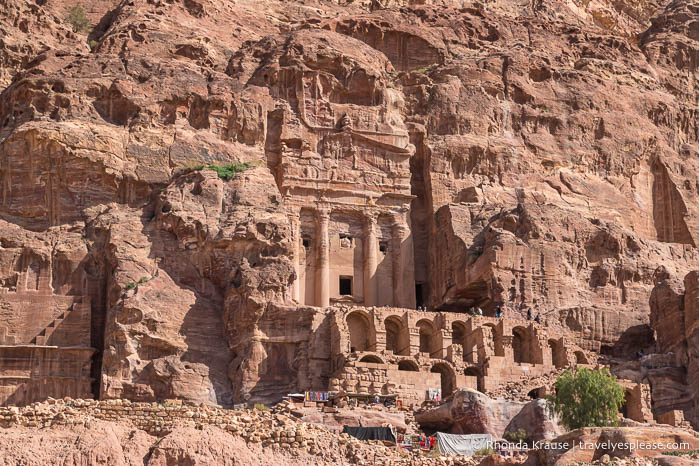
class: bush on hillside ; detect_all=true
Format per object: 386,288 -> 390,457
67,6 -> 90,34
546,367 -> 625,430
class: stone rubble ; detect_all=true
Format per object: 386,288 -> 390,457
0,397 -> 484,465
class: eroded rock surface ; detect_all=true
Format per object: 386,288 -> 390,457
0,0 -> 696,431
415,388 -> 528,437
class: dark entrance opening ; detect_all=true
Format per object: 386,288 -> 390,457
415,283 -> 424,307
339,276 -> 352,295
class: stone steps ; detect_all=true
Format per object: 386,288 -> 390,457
31,309 -> 70,345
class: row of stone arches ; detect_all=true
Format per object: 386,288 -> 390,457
347,310 -> 440,356
357,354 -> 435,374
356,353 -> 464,396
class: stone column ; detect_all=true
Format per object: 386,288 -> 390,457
392,211 -> 416,309
290,210 -> 301,303
363,213 -> 378,307
409,328 -> 421,356
502,335 -> 514,362
315,208 -> 330,308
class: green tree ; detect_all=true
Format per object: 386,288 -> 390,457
67,6 -> 90,34
547,367 -> 625,430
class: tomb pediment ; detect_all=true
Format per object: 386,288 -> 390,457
279,128 -> 414,200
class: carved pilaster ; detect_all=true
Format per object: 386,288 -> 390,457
363,212 -> 378,307
290,209 -> 301,303
316,208 -> 330,308
391,210 -> 416,309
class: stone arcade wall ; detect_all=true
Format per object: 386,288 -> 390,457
326,307 -> 593,403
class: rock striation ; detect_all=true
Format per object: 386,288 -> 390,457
0,0 -> 696,442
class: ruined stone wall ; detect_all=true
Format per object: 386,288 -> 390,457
0,397 -> 321,448
327,306 -> 591,401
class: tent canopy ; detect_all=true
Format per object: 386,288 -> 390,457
436,432 -> 492,456
342,426 -> 396,443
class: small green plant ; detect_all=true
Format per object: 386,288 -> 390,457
253,403 -> 269,412
474,447 -> 495,456
415,66 -> 430,74
89,40 -> 98,50
125,282 -> 136,291
206,162 -> 252,181
67,6 -> 90,34
504,428 -> 530,445
662,450 -> 699,457
186,162 -> 252,181
547,367 -> 626,430
138,276 -> 150,284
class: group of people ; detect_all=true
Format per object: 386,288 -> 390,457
418,434 -> 437,451
526,308 -> 542,323
415,302 -> 544,323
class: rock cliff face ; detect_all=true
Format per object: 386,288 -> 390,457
0,0 -> 696,414
648,270 -> 699,428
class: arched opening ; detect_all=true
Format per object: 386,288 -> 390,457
483,323 -> 503,357
512,326 -> 529,363
417,319 -> 435,355
528,387 -> 544,399
385,316 -> 409,356
574,351 -> 588,365
359,355 -> 384,364
347,311 -> 373,352
451,321 -> 467,361
398,360 -> 419,371
548,339 -> 566,368
619,389 -> 631,418
430,363 -> 455,398
464,366 -> 483,392
464,367 -> 481,377
618,388 -> 645,421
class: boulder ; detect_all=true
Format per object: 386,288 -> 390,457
539,426 -> 699,465
505,399 -> 564,441
415,388 -> 525,437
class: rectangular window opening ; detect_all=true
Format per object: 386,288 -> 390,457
339,276 -> 353,296
415,283 -> 424,307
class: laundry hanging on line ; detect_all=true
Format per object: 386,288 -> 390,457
304,391 -> 328,402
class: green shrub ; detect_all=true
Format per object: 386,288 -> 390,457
474,447 -> 495,456
89,40 -> 98,50
546,367 -> 625,430
662,449 -> 699,457
206,162 -> 252,181
138,276 -> 150,284
67,6 -> 90,34
185,162 -> 252,180
125,282 -> 136,291
504,428 -> 530,445
253,403 -> 269,411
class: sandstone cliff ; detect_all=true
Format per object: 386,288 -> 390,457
0,0 -> 696,418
